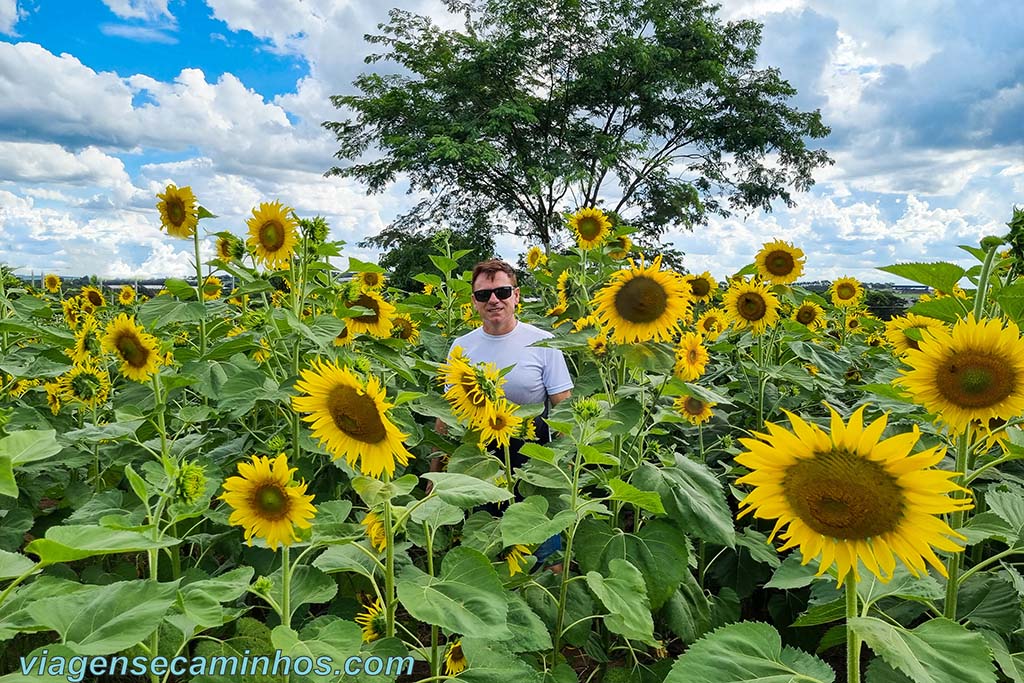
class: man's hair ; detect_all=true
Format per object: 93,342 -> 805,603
471,259 -> 517,288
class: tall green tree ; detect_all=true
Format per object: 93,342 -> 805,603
326,0 -> 831,250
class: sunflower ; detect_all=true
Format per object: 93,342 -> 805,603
973,417 -> 1011,453
673,332 -> 709,382
674,395 -> 715,425
755,240 -> 805,285
884,313 -> 946,355
898,314 -> 1024,433
62,297 -> 84,330
356,271 -> 386,291
361,511 -> 387,552
44,274 -> 61,293
216,234 -> 243,261
355,599 -> 386,643
101,314 -> 162,382
476,398 -> 523,450
438,348 -> 504,425
219,453 -> 316,550
588,333 -> 609,357
68,315 -> 104,364
830,277 -> 864,307
791,301 -> 826,331
525,246 -> 547,270
723,279 -> 780,334
333,324 -> 353,348
568,207 -> 611,250
201,275 -> 223,301
696,309 -> 727,341
292,359 -> 414,478
156,184 -> 199,239
247,200 -> 298,269
593,255 -> 691,344
685,272 -> 717,302
444,640 -> 467,676
44,381 -> 62,415
391,315 -> 420,344
504,544 -> 534,576
252,338 -> 271,364
81,286 -> 106,310
607,235 -> 633,260
344,290 -> 397,339
555,270 -> 571,306
117,285 -> 136,306
736,405 -> 972,585
58,361 -> 111,409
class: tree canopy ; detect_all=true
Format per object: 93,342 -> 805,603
325,0 -> 832,251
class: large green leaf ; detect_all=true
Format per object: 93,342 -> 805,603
0,430 -> 61,465
269,565 -> 338,618
605,478 -> 665,515
983,630 -> 1024,683
27,580 -> 178,655
457,637 -> 544,683
0,549 -> 36,580
585,559 -> 657,646
848,616 -> 996,683
409,496 -> 464,529
0,457 -> 13,497
503,592 -> 552,652
857,565 -> 944,609
664,621 -> 835,683
985,487 -> 1024,546
995,279 -> 1024,325
272,618 -> 411,683
876,263 -> 966,293
662,572 -> 711,645
956,573 -> 1022,632
500,496 -> 576,546
397,546 -> 510,639
421,472 -> 513,508
633,459 -> 735,546
24,525 -> 179,566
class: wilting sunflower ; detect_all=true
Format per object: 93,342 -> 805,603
220,453 -> 316,550
117,285 -> 136,306
830,277 -> 864,307
569,207 -> 611,250
356,270 -> 386,291
344,290 -> 397,339
156,183 -> 199,239
391,314 -> 420,344
292,359 -> 414,478
696,309 -> 728,341
355,599 -> 386,643
475,398 -> 523,450
885,313 -> 946,355
685,272 -> 717,302
973,417 -> 1011,453
201,275 -> 223,301
438,348 -> 504,425
898,314 -> 1024,433
673,395 -> 715,425
723,279 -> 780,334
68,315 -> 104,364
81,286 -> 106,310
755,240 -> 805,285
247,200 -> 298,269
101,314 -> 161,382
216,234 -> 243,261
593,255 -> 691,344
736,405 -> 972,585
58,361 -> 111,409
525,246 -> 547,270
361,511 -> 387,552
504,544 -> 534,576
673,332 -> 709,382
444,640 -> 467,676
791,301 -> 826,331
44,274 -> 61,294
607,235 -> 633,260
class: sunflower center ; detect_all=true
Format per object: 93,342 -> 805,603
796,307 -> 817,325
737,293 -> 767,321
253,483 -> 290,519
766,251 -> 794,276
782,448 -> 905,539
327,383 -> 387,444
683,397 -> 705,415
259,220 -> 285,251
690,278 -> 711,298
836,283 -> 857,300
687,348 -> 699,363
577,217 -> 602,240
87,291 -> 103,307
937,354 -> 1015,407
116,333 -> 150,368
614,276 -> 668,324
363,273 -> 381,287
351,294 -> 381,324
394,319 -> 413,340
490,414 -> 507,430
166,198 -> 186,227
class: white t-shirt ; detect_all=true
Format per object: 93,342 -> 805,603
449,321 -> 574,406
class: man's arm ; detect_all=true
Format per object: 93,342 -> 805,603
549,390 -> 571,406
430,417 -> 448,472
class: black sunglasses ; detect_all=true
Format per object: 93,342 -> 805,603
472,286 -> 515,302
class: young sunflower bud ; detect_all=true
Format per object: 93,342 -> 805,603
176,461 -> 207,505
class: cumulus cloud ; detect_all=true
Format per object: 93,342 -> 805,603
101,0 -> 174,23
0,0 -> 20,36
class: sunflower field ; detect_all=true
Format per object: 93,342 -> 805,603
0,190 -> 1023,683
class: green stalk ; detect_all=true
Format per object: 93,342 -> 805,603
846,571 -> 861,683
425,522 -> 439,677
553,427 -> 587,657
383,488 -> 397,638
944,432 -> 971,619
0,563 -> 40,610
192,229 -> 207,358
281,545 -> 292,629
973,241 -> 1000,319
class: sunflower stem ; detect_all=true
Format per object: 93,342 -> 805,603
383,484 -> 397,639
845,571 -> 861,683
425,522 -> 439,677
553,437 -> 586,659
944,432 -> 971,619
192,228 -> 207,359
281,544 -> 291,629
973,240 -> 1000,319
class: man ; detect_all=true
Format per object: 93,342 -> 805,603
432,259 -> 573,564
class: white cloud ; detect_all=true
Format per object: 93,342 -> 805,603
101,0 -> 174,22
99,24 -> 178,43
0,143 -> 135,199
0,0 -> 18,36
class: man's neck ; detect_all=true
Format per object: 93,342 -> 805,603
483,318 -> 518,336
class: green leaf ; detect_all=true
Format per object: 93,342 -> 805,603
765,555 -> 819,590
313,544 -> 378,580
24,525 -> 179,566
664,621 -> 835,683
663,572 -> 711,644
27,580 -> 178,655
409,496 -> 464,528
311,500 -> 356,543
458,637 -> 544,683
857,564 -> 944,609
269,565 -> 338,616
605,478 -> 665,515
982,630 -> 1024,683
500,496 -> 575,546
0,457 -> 14,497
908,297 -> 966,323
346,256 -> 385,273
351,474 -> 419,507
995,279 -> 1024,325
421,472 -> 513,508
0,430 -> 61,466
503,592 -> 552,652
429,254 -> 459,275
519,443 -> 556,464
793,599 -> 846,627
876,263 -> 966,293
0,549 -> 36,580
986,487 -> 1024,545
606,397 -> 643,434
586,559 -> 657,646
633,459 -> 735,547
397,546 -> 510,639
956,573 -> 1022,632
848,616 -> 996,683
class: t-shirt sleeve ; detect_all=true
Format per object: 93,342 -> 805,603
542,347 -> 574,395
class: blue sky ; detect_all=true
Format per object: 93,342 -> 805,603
0,0 -> 1021,282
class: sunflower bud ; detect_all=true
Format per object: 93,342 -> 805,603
266,434 -> 287,453
572,397 -> 602,423
299,216 -> 330,244
353,356 -> 372,374
175,461 -> 207,505
252,575 -> 274,595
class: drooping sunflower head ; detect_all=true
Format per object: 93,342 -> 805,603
673,332 -> 709,382
685,272 -> 717,302
216,234 -> 244,261
246,200 -> 298,270
344,290 -> 397,339
791,300 -> 826,331
156,183 -> 199,240
356,270 -> 386,291
219,453 -> 317,550
696,309 -> 728,340
755,240 -> 806,285
355,599 -> 387,643
101,314 -> 162,382
723,278 -> 781,334
118,285 -> 136,306
444,640 -> 468,676
526,246 -> 547,270
58,361 -> 111,409
62,296 -> 83,330
504,544 -> 534,576
592,255 -> 691,344
898,314 -> 1024,433
361,511 -> 387,552
884,313 -> 946,355
391,315 -> 420,344
830,277 -> 864,307
569,207 -> 612,250
201,276 -> 223,301
68,315 -> 105,365
44,274 -> 61,293
736,405 -> 972,585
607,235 -> 633,260
81,286 -> 106,310
475,398 -> 523,450
292,359 -> 414,478
673,395 -> 715,425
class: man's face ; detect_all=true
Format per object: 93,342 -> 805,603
472,271 -> 519,331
